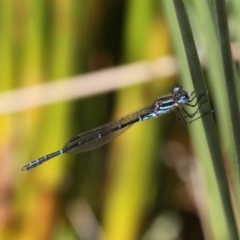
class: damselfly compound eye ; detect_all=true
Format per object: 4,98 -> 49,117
180,95 -> 189,103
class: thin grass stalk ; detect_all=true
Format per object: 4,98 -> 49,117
162,1 -> 228,238
173,0 -> 239,239
191,0 -> 234,158
212,0 -> 240,178
192,0 -> 240,221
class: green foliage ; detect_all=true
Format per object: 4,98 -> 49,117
0,0 -> 239,239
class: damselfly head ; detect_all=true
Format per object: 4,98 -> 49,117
173,86 -> 190,103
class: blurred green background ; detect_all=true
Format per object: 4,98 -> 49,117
0,0 -> 239,240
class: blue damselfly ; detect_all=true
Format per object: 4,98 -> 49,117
22,86 -> 211,171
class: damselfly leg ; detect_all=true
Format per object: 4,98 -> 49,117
185,90 -> 208,107
175,91 -> 211,124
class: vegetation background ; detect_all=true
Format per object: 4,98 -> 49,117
0,0 -> 239,239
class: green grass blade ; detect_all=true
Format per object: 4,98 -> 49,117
213,0 -> 240,178
173,0 -> 239,239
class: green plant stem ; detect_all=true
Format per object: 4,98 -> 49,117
213,0 -> 240,178
173,0 -> 239,239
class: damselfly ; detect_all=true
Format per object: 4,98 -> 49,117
22,86 -> 211,171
